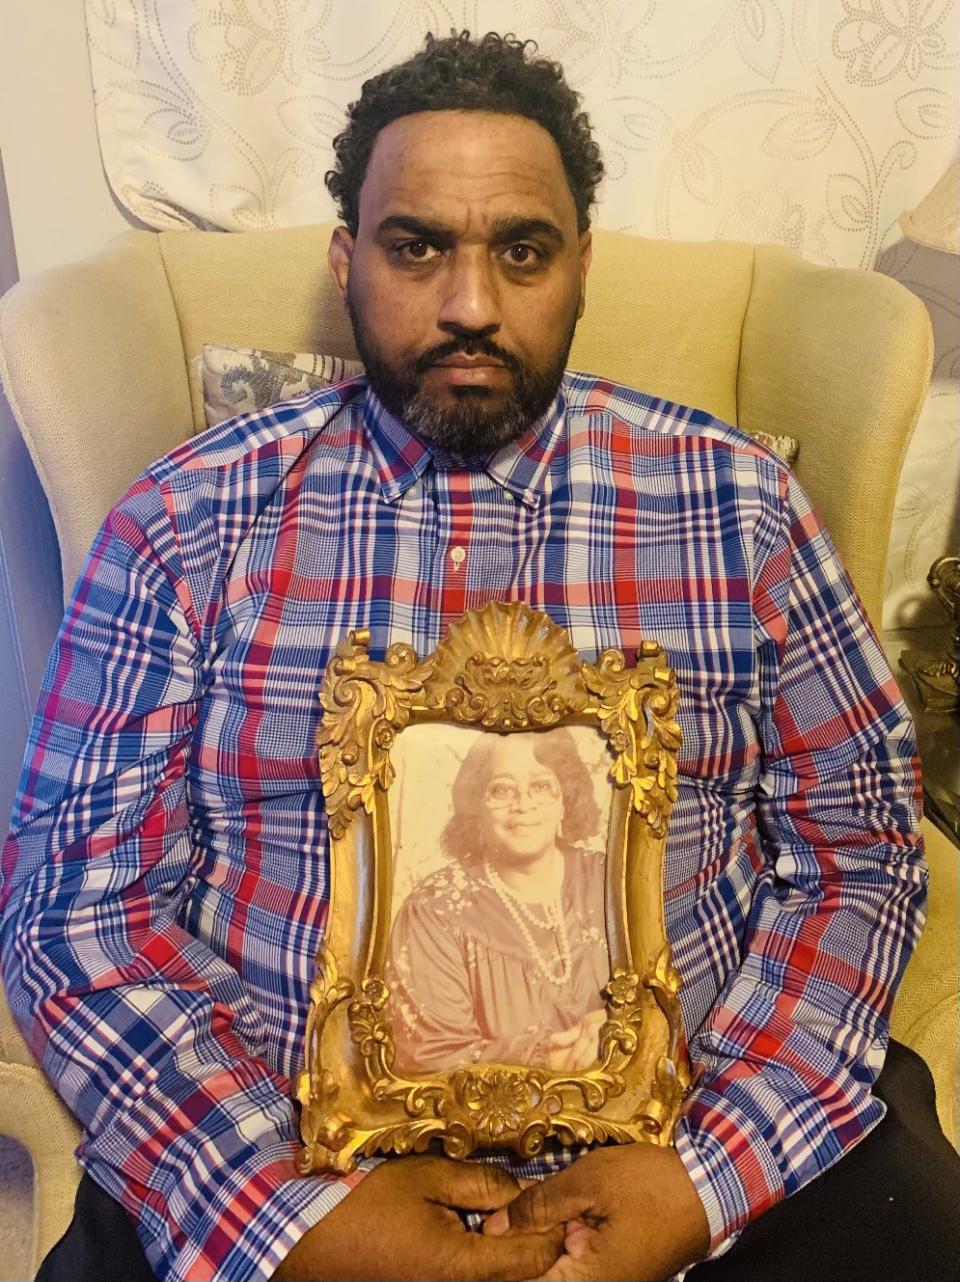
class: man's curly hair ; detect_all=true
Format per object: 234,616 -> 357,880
325,31 -> 604,235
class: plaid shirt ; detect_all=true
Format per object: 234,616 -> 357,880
2,374 -> 924,1281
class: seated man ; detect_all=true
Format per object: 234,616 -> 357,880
3,30 -> 957,1282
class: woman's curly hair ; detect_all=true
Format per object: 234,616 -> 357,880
325,31 -> 604,235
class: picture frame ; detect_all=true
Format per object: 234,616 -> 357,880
295,601 -> 688,1176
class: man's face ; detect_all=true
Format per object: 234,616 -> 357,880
328,110 -> 592,457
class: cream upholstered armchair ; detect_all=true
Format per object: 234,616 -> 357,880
0,226 -> 956,1270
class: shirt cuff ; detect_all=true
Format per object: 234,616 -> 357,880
166,1142 -> 383,1282
672,1093 -> 784,1252
674,1082 -> 889,1254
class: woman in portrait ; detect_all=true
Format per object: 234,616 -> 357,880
386,729 -> 609,1074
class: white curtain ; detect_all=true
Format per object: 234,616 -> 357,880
86,0 -> 958,627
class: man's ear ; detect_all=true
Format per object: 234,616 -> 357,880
577,230 -> 592,319
328,226 -> 355,304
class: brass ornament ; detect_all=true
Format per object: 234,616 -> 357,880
583,642 -> 681,840
317,631 -> 426,841
425,600 -> 588,729
295,944 -> 357,1170
296,601 -> 689,1175
899,555 -> 960,714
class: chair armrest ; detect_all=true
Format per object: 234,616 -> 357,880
891,816 -> 959,1149
0,985 -> 82,1271
737,245 -> 933,629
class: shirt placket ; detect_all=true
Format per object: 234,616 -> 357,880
432,468 -> 476,628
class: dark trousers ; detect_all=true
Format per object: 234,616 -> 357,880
38,1041 -> 959,1282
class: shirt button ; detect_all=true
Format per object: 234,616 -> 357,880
450,546 -> 466,569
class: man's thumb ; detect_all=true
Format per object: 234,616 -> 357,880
484,1170 -> 589,1236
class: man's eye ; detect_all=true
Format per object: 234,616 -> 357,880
394,240 -> 441,263
502,244 -> 542,268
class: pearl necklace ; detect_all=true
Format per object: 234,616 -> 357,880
483,860 -> 572,987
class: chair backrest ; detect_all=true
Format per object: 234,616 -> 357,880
0,225 -> 932,626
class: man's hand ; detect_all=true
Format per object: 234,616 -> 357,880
483,1144 -> 710,1281
272,1155 -> 565,1281
547,1011 -> 606,1072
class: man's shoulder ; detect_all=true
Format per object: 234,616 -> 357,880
94,376 -> 369,591
561,370 -> 790,470
146,375 -> 369,489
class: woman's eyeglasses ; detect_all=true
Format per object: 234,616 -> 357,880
483,775 -> 562,811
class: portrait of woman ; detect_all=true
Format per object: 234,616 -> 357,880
386,727 -> 610,1075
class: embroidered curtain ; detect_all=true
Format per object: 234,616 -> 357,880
85,0 -> 958,626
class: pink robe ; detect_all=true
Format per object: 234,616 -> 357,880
386,849 -> 609,1072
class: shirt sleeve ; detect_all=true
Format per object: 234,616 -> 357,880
0,477 -> 365,1282
673,465 -> 926,1249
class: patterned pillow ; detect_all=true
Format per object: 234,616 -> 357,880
199,343 -> 364,427
748,429 -> 800,466
200,342 -> 800,467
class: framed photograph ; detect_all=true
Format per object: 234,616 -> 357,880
295,602 -> 688,1176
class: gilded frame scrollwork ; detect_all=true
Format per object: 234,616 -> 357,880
295,601 -> 688,1175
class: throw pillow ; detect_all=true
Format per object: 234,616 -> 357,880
748,429 -> 800,466
200,343 -> 364,427
200,343 -> 800,467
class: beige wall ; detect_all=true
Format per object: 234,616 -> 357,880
0,1 -> 134,280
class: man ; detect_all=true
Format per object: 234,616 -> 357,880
2,30 -> 957,1282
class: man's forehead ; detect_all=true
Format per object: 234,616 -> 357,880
357,110 -> 578,233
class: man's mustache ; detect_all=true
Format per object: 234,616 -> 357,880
414,338 -> 523,376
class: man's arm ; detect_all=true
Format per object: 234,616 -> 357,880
0,475 -> 561,1282
486,464 -> 925,1279
1,478 -> 357,1281
672,467 -> 925,1250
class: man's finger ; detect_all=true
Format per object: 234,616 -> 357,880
455,1224 -> 566,1282
485,1170 -> 592,1236
533,1254 -> 590,1282
434,1158 -> 521,1211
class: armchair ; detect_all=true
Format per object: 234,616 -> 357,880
0,225 -> 955,1271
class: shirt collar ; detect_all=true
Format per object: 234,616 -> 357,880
361,382 -> 566,510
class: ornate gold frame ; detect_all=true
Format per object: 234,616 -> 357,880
295,601 -> 688,1175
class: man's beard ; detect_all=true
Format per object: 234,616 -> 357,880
346,292 -> 577,459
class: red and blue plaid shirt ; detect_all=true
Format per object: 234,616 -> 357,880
2,374 -> 924,1281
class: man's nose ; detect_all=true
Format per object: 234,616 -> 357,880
436,250 -> 501,336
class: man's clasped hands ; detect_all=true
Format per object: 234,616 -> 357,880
273,1143 -> 710,1282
